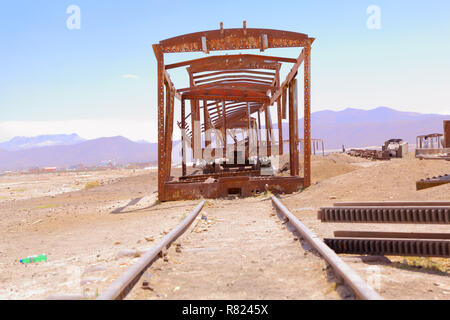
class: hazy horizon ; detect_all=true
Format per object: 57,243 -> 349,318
1,106 -> 449,144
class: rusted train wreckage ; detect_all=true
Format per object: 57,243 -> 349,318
153,23 -> 314,201
416,120 -> 450,190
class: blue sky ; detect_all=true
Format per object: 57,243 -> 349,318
1,0 -> 449,142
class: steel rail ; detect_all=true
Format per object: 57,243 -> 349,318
318,206 -> 450,224
97,200 -> 205,300
325,238 -> 450,258
334,201 -> 450,207
271,196 -> 383,300
334,231 -> 450,240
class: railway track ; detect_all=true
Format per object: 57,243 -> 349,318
97,197 -> 382,300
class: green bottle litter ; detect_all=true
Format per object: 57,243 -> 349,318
20,254 -> 47,264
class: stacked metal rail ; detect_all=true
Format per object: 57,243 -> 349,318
318,201 -> 450,258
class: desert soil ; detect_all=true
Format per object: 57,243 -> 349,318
0,153 -> 449,300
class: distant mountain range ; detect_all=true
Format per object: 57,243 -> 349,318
277,106 -> 449,150
0,136 -> 158,171
0,133 -> 85,151
0,107 -> 448,171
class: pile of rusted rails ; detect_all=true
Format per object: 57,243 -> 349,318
271,196 -> 383,300
97,201 -> 205,300
347,149 -> 390,161
318,201 -> 450,258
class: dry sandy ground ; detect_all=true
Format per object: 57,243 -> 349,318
0,153 -> 449,300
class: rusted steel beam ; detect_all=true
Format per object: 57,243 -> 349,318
203,100 -> 211,150
178,82 -> 275,93
281,85 -> 287,120
325,238 -> 450,258
193,69 -> 276,79
164,87 -> 174,181
334,201 -> 450,207
445,120 -> 450,148
159,28 -> 312,53
271,196 -> 382,300
181,98 -> 187,176
97,201 -> 205,300
182,93 -> 269,103
288,80 -> 298,176
195,74 -> 274,84
153,44 -> 166,200
264,105 -> 271,157
165,53 -> 298,70
334,231 -> 450,240
303,44 -> 312,187
318,206 -> 450,224
416,174 -> 450,190
277,98 -> 283,156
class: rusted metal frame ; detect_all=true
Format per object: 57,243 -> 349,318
190,99 -> 196,151
222,100 -> 227,156
193,69 -> 276,79
159,28 -> 311,53
303,44 -> 312,187
257,110 -> 262,158
191,61 -> 280,73
195,74 -> 274,85
182,79 -> 274,90
288,79 -> 298,176
209,104 -> 256,121
325,238 -> 450,258
203,100 -> 211,149
181,98 -> 187,177
178,82 -> 275,93
271,196 -> 382,300
277,97 -> 283,156
164,53 -> 298,70
153,44 -> 166,200
182,93 -> 269,103
192,99 -> 202,160
318,206 -> 450,224
164,84 -> 175,181
445,120 -> 450,148
281,85 -> 287,120
334,231 -> 450,240
182,87 -> 270,98
213,109 -> 259,129
264,105 -> 271,157
97,201 -> 205,300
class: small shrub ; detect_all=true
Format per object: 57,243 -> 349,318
85,181 -> 100,190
